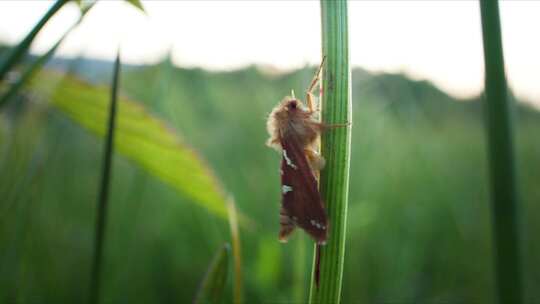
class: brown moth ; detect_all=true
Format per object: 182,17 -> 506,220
266,58 -> 329,245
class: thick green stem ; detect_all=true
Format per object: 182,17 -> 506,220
0,0 -> 69,82
479,1 -> 523,303
309,1 -> 351,303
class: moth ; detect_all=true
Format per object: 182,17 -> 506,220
266,58 -> 329,245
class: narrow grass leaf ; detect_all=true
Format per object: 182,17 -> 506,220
89,51 -> 121,304
226,197 -> 243,304
309,1 -> 352,303
0,12 -> 88,108
193,243 -> 231,304
0,40 -> 62,109
0,0 -> 69,81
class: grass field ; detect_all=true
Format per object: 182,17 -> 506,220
0,56 -> 539,303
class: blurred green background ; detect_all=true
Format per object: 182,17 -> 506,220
1,52 -> 539,303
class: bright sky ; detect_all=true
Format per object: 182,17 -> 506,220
1,1 -> 539,107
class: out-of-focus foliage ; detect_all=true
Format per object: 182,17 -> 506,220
0,0 -> 69,81
28,70 -> 231,220
479,1 -> 523,302
124,0 -> 145,12
1,54 -> 539,303
193,243 -> 230,304
0,23 -> 77,107
74,0 -> 96,15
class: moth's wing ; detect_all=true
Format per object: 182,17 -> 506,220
278,205 -> 297,242
279,135 -> 328,244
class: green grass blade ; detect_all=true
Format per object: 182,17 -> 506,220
479,1 -> 523,303
26,70 -> 233,221
293,236 -> 307,303
193,243 -> 231,304
226,198 -> 243,304
124,0 -> 145,13
0,40 -> 62,109
309,1 -> 352,303
0,0 -> 69,82
89,51 -> 121,304
0,18 -> 83,108
74,0 -> 96,15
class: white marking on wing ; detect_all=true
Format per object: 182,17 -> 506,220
282,185 -> 293,194
282,149 -> 297,169
310,219 -> 326,230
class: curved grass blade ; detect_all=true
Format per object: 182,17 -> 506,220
0,0 -> 69,81
88,51 -> 120,304
27,70 -> 232,220
193,243 -> 231,304
309,1 -> 352,303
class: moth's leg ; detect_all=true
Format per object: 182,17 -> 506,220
306,56 -> 326,113
305,148 -> 325,171
316,121 -> 352,130
306,92 -> 316,115
310,121 -> 350,135
279,206 -> 296,243
326,122 -> 351,129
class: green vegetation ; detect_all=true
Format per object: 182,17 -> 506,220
0,0 -> 69,81
193,243 -> 230,304
479,1 -> 523,303
0,53 -> 539,303
89,52 -> 121,304
28,70 -> 232,220
310,1 -> 351,303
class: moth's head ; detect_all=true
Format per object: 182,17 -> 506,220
285,99 -> 300,111
268,97 -> 307,128
279,97 -> 306,117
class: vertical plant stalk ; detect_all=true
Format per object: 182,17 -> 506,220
0,0 -> 69,81
309,1 -> 351,303
89,51 -> 121,304
293,235 -> 307,303
479,1 -> 523,304
226,197 -> 243,304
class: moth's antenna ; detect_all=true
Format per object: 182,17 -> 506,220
291,89 -> 296,99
